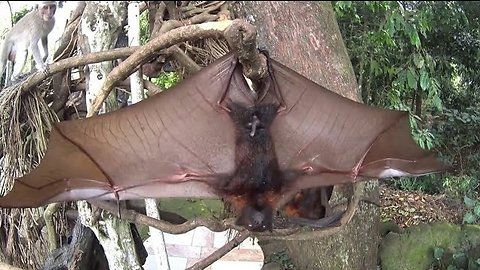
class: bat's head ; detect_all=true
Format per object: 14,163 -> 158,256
235,198 -> 273,232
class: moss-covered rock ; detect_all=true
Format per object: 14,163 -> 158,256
379,222 -> 480,270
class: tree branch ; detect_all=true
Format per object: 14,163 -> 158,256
90,200 -> 242,234
87,20 -> 233,117
186,230 -> 251,270
12,47 -> 138,95
166,46 -> 201,73
44,203 -> 61,251
91,194 -> 362,242
224,19 -> 267,82
144,79 -> 164,96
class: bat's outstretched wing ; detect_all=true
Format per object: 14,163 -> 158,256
268,59 -> 447,191
0,53 -> 250,207
0,52 -> 447,212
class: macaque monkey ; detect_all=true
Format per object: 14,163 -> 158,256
0,1 -> 57,83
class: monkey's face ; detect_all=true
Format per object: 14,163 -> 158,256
40,4 -> 57,21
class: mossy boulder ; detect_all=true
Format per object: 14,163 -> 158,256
379,222 -> 480,270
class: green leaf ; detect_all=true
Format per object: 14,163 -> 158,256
411,31 -> 421,49
407,70 -> 417,89
413,54 -> 424,69
464,196 -> 476,208
405,24 -> 421,48
463,211 -> 477,224
453,252 -> 466,259
385,17 -> 395,36
420,70 -> 429,90
419,140 -> 425,149
426,139 -> 433,150
452,252 -> 467,266
432,95 -> 443,111
433,247 -> 444,260
474,205 -> 480,217
370,60 -> 380,76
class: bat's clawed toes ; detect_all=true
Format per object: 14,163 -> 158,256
287,210 -> 345,228
281,187 -> 340,229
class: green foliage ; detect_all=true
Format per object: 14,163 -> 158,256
266,249 -> 296,270
387,175 -> 443,194
410,113 -> 435,150
379,222 -> 480,270
430,243 -> 480,270
151,72 -> 181,89
12,7 -> 29,24
433,107 -> 480,180
137,10 -> 182,90
139,10 -> 150,45
334,1 -> 480,197
442,175 -> 479,198
463,196 -> 480,224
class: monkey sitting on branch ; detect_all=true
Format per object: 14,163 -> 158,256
0,1 -> 57,84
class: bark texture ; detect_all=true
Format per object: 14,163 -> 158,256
232,2 -> 380,269
42,218 -> 109,270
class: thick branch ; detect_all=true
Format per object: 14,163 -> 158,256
144,79 -> 164,96
166,46 -> 201,73
186,230 -> 251,270
91,191 -> 363,242
44,203 -> 61,251
87,20 -> 233,117
15,47 -> 138,94
90,200 -> 241,234
224,19 -> 267,82
89,183 -> 363,241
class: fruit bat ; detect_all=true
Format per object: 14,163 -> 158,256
0,52 -> 446,232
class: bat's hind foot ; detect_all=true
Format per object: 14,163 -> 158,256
288,210 -> 345,229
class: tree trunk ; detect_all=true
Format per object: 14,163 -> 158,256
42,218 -> 109,270
232,2 -> 380,269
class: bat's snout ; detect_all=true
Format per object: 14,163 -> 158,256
235,204 -> 273,232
